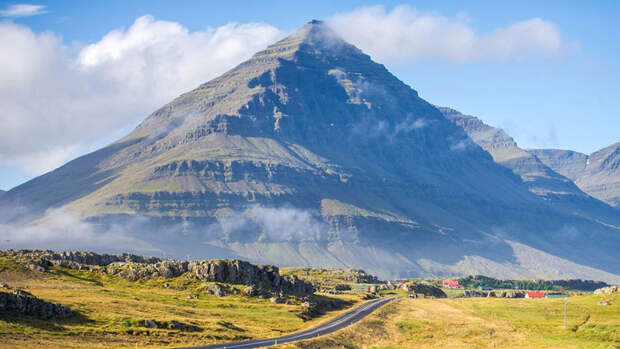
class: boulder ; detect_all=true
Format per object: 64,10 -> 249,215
243,285 -> 257,297
270,297 -> 285,304
206,284 -> 227,297
502,291 -> 525,298
594,286 -> 619,294
168,320 -> 202,332
141,319 -> 158,328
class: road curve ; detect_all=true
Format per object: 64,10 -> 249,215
176,296 -> 397,349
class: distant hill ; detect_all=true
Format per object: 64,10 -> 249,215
1,21 -> 619,282
530,143 -> 620,210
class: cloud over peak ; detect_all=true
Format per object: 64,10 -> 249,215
328,5 -> 564,63
0,8 -> 569,182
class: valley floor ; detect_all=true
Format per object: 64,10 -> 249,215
1,251 -> 618,349
281,291 -> 620,349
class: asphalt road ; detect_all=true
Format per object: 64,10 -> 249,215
177,296 -> 397,349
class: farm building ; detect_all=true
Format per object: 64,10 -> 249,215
525,291 -> 546,298
442,280 -> 460,288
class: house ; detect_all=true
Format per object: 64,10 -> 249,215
442,280 -> 460,289
525,291 -> 546,298
477,286 -> 493,291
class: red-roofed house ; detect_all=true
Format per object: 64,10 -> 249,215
442,280 -> 460,289
526,291 -> 546,298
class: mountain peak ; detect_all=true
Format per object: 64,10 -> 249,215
251,19 -> 360,62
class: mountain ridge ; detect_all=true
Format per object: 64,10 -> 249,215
530,143 -> 620,210
1,21 -> 619,282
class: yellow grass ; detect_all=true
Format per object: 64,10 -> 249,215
0,257 -> 362,349
280,293 -> 620,349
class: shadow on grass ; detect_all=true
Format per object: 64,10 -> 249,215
217,320 -> 246,332
0,310 -> 93,332
299,294 -> 356,320
50,268 -> 103,286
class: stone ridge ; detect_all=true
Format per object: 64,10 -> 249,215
4,250 -> 314,294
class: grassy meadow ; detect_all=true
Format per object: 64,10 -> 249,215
0,255 -> 362,348
281,291 -> 619,349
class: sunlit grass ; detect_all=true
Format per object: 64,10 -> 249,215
0,255 -> 362,348
281,293 -> 620,349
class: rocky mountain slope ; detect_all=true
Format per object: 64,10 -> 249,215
437,107 -> 619,220
1,21 -> 619,282
530,143 -> 620,209
438,107 -> 585,198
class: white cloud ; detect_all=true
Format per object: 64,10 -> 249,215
206,205 -> 328,242
0,207 -> 159,252
328,5 -> 564,63
0,4 -> 46,17
0,16 -> 283,177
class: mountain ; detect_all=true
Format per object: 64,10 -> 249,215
438,107 -> 586,198
437,108 -> 620,214
530,143 -> 620,210
2,21 -> 619,282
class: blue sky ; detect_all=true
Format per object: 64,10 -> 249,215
0,0 -> 618,190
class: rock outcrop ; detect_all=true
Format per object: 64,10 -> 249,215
495,291 -> 526,298
138,319 -> 201,332
594,285 -> 619,294
0,290 -> 72,319
408,283 -> 447,298
4,250 -> 314,294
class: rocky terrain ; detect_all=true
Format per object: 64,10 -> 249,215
401,283 -> 447,298
530,143 -> 620,209
281,267 -> 380,295
3,250 -> 314,294
1,21 -> 619,282
0,287 -> 72,319
593,285 -> 620,295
